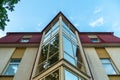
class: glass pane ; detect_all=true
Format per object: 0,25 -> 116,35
102,64 -> 117,74
63,35 -> 74,57
49,35 -> 59,57
48,53 -> 59,66
52,27 -> 59,36
45,70 -> 59,80
63,26 -> 70,35
52,21 -> 59,31
91,38 -> 99,42
4,64 -> 19,75
20,38 -> 29,43
62,21 -> 70,32
44,34 -> 51,42
65,70 -> 79,80
42,44 -> 49,60
64,52 -> 75,66
101,59 -> 110,63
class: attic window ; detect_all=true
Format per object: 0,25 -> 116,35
20,35 -> 32,43
90,38 -> 100,42
20,38 -> 30,43
88,35 -> 100,43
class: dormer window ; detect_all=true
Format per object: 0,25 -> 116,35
91,38 -> 100,42
20,35 -> 32,43
20,38 -> 30,43
88,35 -> 100,43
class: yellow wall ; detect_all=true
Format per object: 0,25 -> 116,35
0,48 -> 15,74
13,48 -> 38,80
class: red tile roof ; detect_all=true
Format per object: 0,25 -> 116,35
0,32 -> 42,44
0,32 -> 120,45
79,32 -> 120,44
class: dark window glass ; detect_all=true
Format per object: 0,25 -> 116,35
45,70 -> 59,80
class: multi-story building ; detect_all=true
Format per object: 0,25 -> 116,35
0,12 -> 120,80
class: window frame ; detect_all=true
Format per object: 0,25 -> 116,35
100,58 -> 118,75
90,38 -> 100,43
20,38 -> 30,43
3,58 -> 21,75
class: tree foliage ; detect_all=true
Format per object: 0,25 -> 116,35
0,0 -> 20,31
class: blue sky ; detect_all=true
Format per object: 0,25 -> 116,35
0,0 -> 120,37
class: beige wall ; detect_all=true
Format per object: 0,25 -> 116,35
13,48 -> 38,80
0,48 -> 15,74
84,47 -> 109,80
106,47 -> 120,72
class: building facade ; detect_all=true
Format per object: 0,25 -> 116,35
0,12 -> 120,80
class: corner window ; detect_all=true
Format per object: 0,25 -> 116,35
3,59 -> 21,75
100,59 -> 117,75
20,38 -> 30,43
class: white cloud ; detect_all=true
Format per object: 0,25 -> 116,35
89,17 -> 104,27
74,23 -> 79,27
94,7 -> 102,14
36,22 -> 43,31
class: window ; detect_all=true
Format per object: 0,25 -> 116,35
64,69 -> 84,80
3,59 -> 21,75
38,35 -> 59,72
88,35 -> 100,43
90,38 -> 100,42
100,59 -> 117,75
20,38 -> 30,43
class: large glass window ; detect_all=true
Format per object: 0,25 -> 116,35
63,35 -> 76,66
100,59 -> 117,75
3,59 -> 21,75
38,35 -> 59,72
44,21 -> 59,43
62,21 -> 76,42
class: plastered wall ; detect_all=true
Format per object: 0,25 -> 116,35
106,47 -> 120,72
13,48 -> 38,80
84,47 -> 109,80
0,48 -> 15,74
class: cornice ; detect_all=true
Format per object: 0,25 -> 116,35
0,44 -> 39,47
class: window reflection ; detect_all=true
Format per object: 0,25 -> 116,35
3,59 -> 21,75
64,52 -> 76,66
44,21 -> 59,43
38,35 -> 59,72
101,59 -> 117,75
62,21 -> 76,42
65,69 -> 79,80
45,69 -> 59,80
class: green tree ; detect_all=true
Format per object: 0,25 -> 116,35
0,0 -> 20,31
